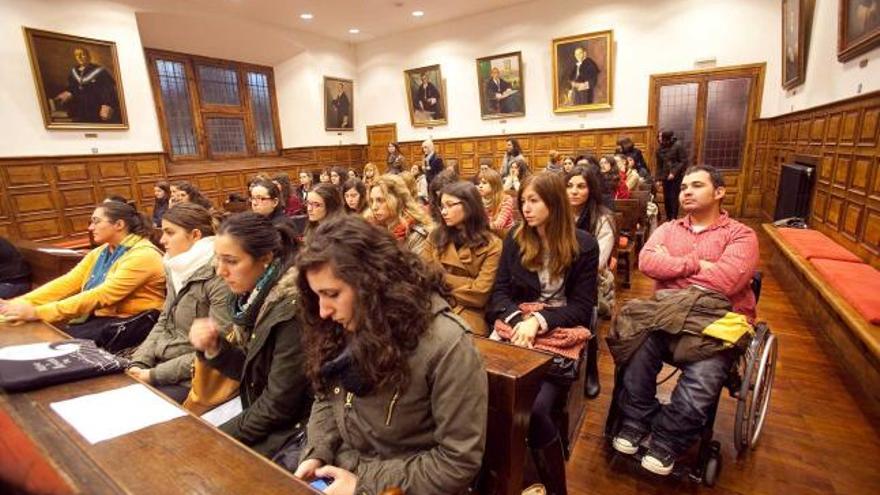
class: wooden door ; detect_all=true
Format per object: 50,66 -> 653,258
647,63 -> 765,217
367,123 -> 397,173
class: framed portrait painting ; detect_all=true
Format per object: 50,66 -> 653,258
324,76 -> 354,131
404,64 -> 447,127
24,27 -> 128,130
782,0 -> 813,89
838,0 -> 880,61
476,51 -> 525,119
552,30 -> 613,113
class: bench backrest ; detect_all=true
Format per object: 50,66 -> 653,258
12,240 -> 84,288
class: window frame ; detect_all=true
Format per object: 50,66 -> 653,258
145,48 -> 282,162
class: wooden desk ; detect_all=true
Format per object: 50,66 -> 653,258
473,336 -> 551,495
0,321 -> 317,495
11,240 -> 84,288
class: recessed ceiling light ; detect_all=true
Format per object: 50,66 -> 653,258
412,11 -> 424,17
349,28 -> 360,34
300,13 -> 313,20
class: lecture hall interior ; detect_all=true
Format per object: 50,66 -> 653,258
1,0 -> 879,494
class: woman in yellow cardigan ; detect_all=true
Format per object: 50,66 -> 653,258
1,201 -> 165,351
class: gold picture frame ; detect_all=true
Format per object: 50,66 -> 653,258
476,51 -> 525,120
782,0 -> 814,89
324,76 -> 354,131
552,30 -> 613,113
838,0 -> 880,62
404,64 -> 447,127
24,27 -> 128,130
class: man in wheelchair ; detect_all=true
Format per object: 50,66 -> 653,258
609,165 -> 759,475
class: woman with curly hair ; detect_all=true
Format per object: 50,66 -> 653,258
385,143 -> 406,174
477,168 -> 516,237
422,181 -> 501,336
369,174 -> 432,255
488,172 -> 598,495
293,215 -> 487,495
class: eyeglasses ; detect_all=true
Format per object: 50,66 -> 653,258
89,217 -> 109,225
306,201 -> 325,209
440,201 -> 463,212
250,196 -> 273,203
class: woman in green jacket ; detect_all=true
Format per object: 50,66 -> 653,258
189,212 -> 311,458
293,215 -> 488,495
128,203 -> 232,403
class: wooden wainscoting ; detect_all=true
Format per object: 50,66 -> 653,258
751,90 -> 880,268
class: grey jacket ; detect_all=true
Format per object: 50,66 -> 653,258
130,261 -> 232,385
301,295 -> 488,495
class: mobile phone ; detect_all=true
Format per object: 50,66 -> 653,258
309,477 -> 333,491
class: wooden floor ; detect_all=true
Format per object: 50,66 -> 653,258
566,221 -> 880,495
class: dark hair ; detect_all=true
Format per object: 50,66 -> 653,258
172,181 -> 213,209
342,178 -> 368,214
683,164 -> 726,188
510,157 -> 531,179
249,178 -> 284,217
566,166 -> 614,234
218,211 -> 299,266
330,166 -> 349,187
660,131 -> 676,145
387,142 -> 401,154
295,215 -> 447,395
99,200 -> 152,237
162,203 -> 217,236
272,173 -> 292,206
224,193 -> 249,214
309,183 -> 345,218
104,195 -> 129,204
430,181 -> 493,251
617,136 -> 634,152
506,138 -> 522,157
154,181 -> 170,209
428,168 -> 460,223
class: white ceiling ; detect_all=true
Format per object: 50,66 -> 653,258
124,0 -> 535,44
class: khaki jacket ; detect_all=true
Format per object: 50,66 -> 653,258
130,261 -> 232,386
422,236 -> 502,336
301,295 -> 488,495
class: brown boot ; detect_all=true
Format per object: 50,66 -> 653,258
531,434 -> 568,495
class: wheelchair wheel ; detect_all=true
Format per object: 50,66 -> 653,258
703,452 -> 721,487
734,324 -> 778,455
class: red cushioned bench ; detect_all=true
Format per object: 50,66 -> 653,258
763,224 -> 880,422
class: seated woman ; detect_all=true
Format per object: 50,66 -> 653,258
622,155 -> 642,192
128,204 -> 232,403
1,201 -> 165,352
422,181 -> 502,336
152,181 -> 170,227
478,168 -> 516,237
362,162 -> 379,190
502,157 -> 530,192
487,172 -> 598,495
369,174 -> 432,255
342,178 -> 372,221
599,155 -> 630,203
293,215 -> 488,494
171,181 -> 213,210
329,167 -> 349,189
189,212 -> 311,459
319,168 -> 332,184
306,183 -> 345,235
0,237 -> 30,299
272,173 -> 304,217
250,178 -> 295,229
561,155 -> 576,174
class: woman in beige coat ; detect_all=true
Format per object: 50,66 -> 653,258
293,216 -> 488,495
422,181 -> 501,336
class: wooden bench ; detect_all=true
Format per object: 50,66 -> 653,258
762,224 -> 880,421
11,240 -> 84,288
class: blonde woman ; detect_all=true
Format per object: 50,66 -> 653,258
362,162 -> 378,190
478,168 -> 515,237
369,174 -> 432,255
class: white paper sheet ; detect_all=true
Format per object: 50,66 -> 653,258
201,396 -> 243,427
50,384 -> 187,444
37,247 -> 80,255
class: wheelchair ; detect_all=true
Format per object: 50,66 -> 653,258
603,273 -> 778,486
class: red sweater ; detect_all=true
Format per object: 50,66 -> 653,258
638,212 -> 759,320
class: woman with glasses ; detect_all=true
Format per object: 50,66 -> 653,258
422,181 -> 501,336
369,174 -> 432,255
1,201 -> 165,352
305,183 -> 344,236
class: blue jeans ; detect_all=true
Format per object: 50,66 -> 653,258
0,281 -> 30,299
619,332 -> 732,456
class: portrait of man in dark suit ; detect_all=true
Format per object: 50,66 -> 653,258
477,51 -> 525,119
324,77 -> 353,131
404,64 -> 447,127
552,30 -> 613,113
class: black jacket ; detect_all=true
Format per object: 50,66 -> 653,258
204,266 -> 310,457
425,154 -> 444,187
656,139 -> 689,181
0,237 -> 29,284
487,229 -> 599,331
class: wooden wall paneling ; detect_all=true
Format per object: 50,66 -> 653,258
859,105 -> 879,146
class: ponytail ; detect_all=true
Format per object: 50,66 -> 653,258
99,201 -> 153,238
218,212 -> 299,266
